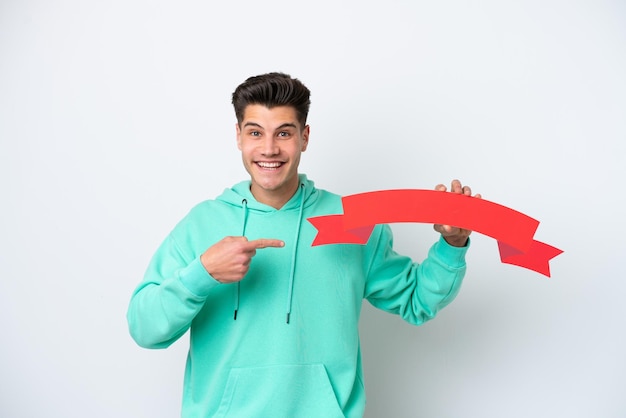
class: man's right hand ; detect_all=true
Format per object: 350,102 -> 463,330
200,236 -> 285,283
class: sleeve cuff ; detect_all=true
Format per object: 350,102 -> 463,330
178,257 -> 221,297
432,235 -> 470,268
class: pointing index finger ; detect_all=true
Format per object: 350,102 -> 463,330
249,238 -> 285,249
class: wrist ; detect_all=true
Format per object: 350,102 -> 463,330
443,235 -> 469,247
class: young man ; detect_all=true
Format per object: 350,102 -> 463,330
127,72 -> 479,417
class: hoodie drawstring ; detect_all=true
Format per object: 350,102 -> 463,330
286,183 -> 306,324
234,198 -> 249,320
233,184 -> 305,324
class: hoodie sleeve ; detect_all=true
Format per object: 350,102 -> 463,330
126,234 -> 221,349
363,224 -> 467,325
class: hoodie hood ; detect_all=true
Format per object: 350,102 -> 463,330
216,174 -> 319,213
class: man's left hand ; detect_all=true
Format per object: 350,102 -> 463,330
433,179 -> 482,247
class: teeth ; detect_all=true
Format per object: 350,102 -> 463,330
258,162 -> 282,168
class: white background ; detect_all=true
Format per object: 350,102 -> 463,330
1,1 -> 625,417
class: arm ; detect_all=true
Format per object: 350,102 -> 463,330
127,232 -> 285,349
363,226 -> 468,325
363,179 -> 480,325
126,235 -> 219,349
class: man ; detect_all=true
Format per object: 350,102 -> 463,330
127,72 -> 480,417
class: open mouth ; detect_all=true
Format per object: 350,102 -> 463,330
256,161 -> 284,170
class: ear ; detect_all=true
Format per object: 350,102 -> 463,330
236,123 -> 242,150
301,125 -> 310,152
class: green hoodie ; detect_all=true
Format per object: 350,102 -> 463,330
127,174 -> 468,417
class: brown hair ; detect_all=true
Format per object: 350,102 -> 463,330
232,72 -> 311,128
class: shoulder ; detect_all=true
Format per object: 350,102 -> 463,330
181,198 -> 224,220
173,198 -> 237,232
315,188 -> 342,202
305,187 -> 344,214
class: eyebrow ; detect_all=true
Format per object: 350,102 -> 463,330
242,122 -> 298,130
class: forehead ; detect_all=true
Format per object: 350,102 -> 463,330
242,104 -> 301,128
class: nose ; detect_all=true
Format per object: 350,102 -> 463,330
260,136 -> 279,156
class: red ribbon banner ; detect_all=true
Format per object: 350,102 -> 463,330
307,190 -> 563,277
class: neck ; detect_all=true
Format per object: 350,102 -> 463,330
250,181 -> 300,210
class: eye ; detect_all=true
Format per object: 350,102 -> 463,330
278,131 -> 291,138
249,131 -> 261,137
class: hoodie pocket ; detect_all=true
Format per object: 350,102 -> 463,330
214,363 -> 345,418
